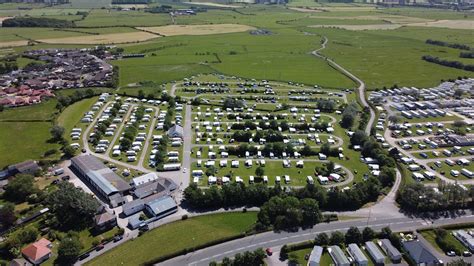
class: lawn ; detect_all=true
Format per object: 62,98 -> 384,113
0,121 -> 60,168
420,229 -> 467,254
86,212 -> 257,266
57,97 -> 97,135
0,99 -> 57,121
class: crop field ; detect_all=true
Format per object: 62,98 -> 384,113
38,31 -> 160,45
137,24 -> 256,36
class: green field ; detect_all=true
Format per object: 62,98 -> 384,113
0,121 -> 60,168
0,99 -> 57,121
57,97 -> 97,135
420,229 -> 468,254
86,212 -> 257,266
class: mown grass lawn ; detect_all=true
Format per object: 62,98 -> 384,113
57,97 -> 97,135
86,212 -> 257,266
0,99 -> 57,121
420,229 -> 467,254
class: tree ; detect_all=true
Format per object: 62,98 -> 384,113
50,125 -> 65,141
315,232 -> 329,246
454,89 -> 464,98
255,166 -> 264,177
62,145 -> 76,158
362,227 -> 375,242
0,105 -> 4,112
345,226 -> 362,244
388,115 -> 401,124
57,232 -> 83,264
4,174 -> 38,202
300,198 -> 322,227
448,258 -> 471,266
138,89 -> 145,99
47,182 -> 100,229
0,202 -> 17,227
330,231 -> 345,246
350,130 -> 368,146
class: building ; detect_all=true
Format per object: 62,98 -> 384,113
145,196 -> 178,218
21,238 -> 52,265
402,240 -> 441,265
380,239 -> 402,263
71,155 -> 131,207
167,124 -> 184,139
347,243 -> 368,266
132,178 -> 177,199
130,172 -> 159,187
453,230 -> 474,252
122,199 -> 145,217
307,246 -> 323,266
328,245 -> 350,266
94,212 -> 117,231
365,241 -> 385,264
7,160 -> 40,176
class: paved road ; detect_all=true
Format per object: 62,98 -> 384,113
137,107 -> 159,168
160,213 -> 474,266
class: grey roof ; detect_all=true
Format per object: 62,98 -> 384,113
87,171 -> 118,195
122,199 -> 145,213
365,241 -> 385,262
308,246 -> 323,266
71,155 -> 106,171
145,196 -> 177,216
127,215 -> 142,229
402,240 -> 439,264
329,245 -> 350,265
380,239 -> 402,259
348,243 -> 368,263
167,124 -> 184,137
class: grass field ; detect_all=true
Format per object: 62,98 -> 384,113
0,121 -> 60,168
0,99 -> 57,121
57,97 -> 98,142
420,229 -> 467,254
138,24 -> 256,36
86,212 -> 257,266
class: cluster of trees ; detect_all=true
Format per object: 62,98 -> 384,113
434,228 -> 463,255
3,174 -> 41,203
2,17 -> 75,28
46,182 -> 100,229
425,39 -> 471,50
211,249 -> 265,266
55,88 -> 96,111
154,136 -> 169,170
422,55 -> 474,72
314,98 -> 337,112
164,103 -> 175,131
184,175 -> 384,213
232,129 -> 284,143
257,196 -> 322,230
3,226 -> 39,257
231,120 -> 330,132
223,98 -> 246,109
341,102 -> 359,128
0,59 -> 18,75
397,182 -> 473,212
120,123 -> 138,151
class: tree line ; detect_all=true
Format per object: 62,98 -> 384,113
422,55 -> 474,72
2,17 -> 75,28
425,39 -> 471,51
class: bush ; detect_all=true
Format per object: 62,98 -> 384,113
3,17 -> 75,28
181,214 -> 188,220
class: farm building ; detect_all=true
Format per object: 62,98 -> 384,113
71,155 -> 131,207
328,245 -> 350,266
402,240 -> 441,265
145,196 -> 178,218
122,199 -> 145,217
308,246 -> 323,266
130,172 -> 160,187
380,239 -> 402,263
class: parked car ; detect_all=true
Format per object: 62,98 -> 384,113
463,251 -> 472,257
265,248 -> 273,256
113,235 -> 123,242
96,244 -> 104,251
446,251 -> 456,257
78,253 -> 90,261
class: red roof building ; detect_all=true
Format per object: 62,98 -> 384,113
21,238 -> 52,265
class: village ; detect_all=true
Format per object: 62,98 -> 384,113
0,48 -> 115,107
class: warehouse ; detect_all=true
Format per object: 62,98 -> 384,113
145,196 -> 178,218
71,155 -> 131,207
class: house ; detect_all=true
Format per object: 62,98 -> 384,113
402,240 -> 442,265
94,212 -> 117,231
145,196 -> 178,218
122,199 -> 145,217
307,246 -> 323,266
167,124 -> 184,139
21,238 -> 52,265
